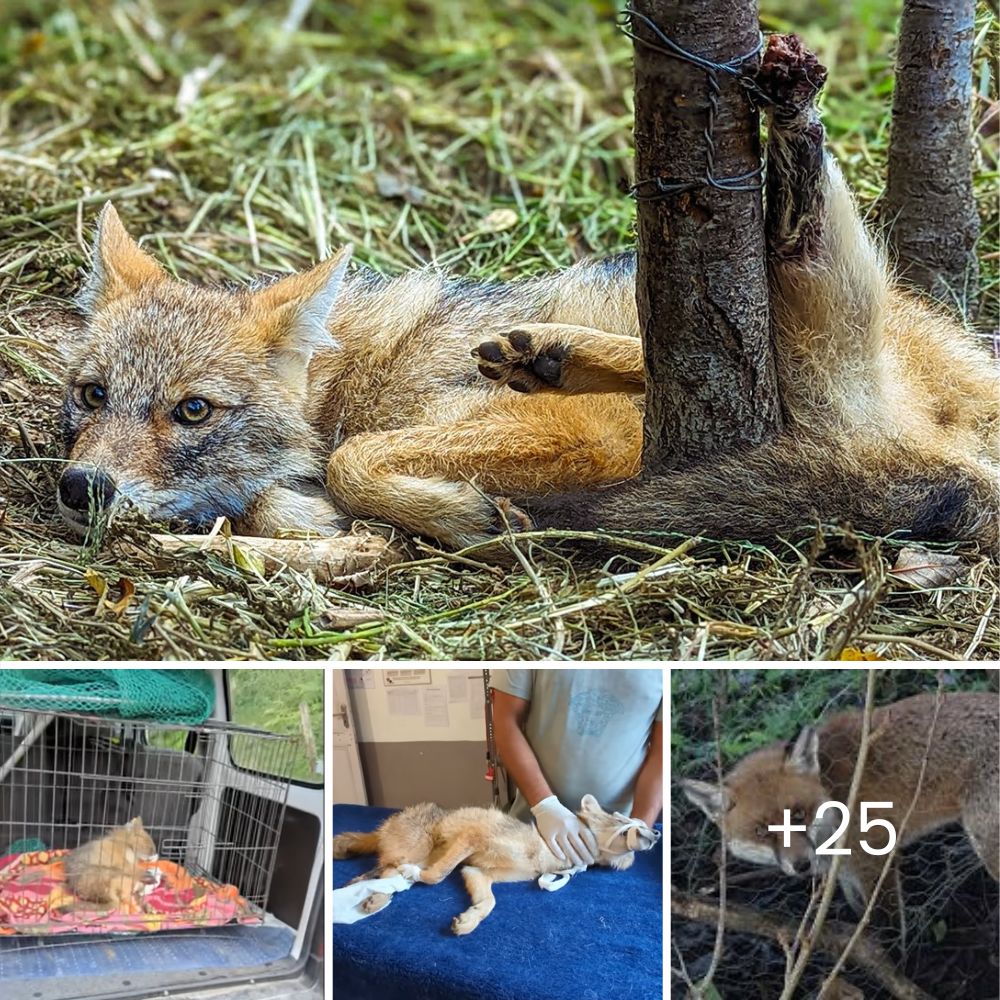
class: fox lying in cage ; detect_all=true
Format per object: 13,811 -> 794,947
333,794 -> 660,935
65,816 -> 160,909
57,35 -> 997,550
680,692 -> 999,925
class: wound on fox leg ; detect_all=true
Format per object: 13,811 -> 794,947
758,34 -> 829,262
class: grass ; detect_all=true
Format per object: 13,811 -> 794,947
0,0 -> 997,660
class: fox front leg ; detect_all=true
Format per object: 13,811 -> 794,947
235,484 -> 349,536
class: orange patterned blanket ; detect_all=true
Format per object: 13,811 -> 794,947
0,850 -> 262,935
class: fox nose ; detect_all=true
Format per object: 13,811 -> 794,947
59,467 -> 116,512
792,857 -> 812,875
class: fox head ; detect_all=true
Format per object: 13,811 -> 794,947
681,726 -> 834,879
116,816 -> 158,861
58,202 -> 352,534
578,793 -> 661,871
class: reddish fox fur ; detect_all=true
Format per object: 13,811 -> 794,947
681,692 -> 999,925
64,816 -> 159,909
59,36 -> 997,551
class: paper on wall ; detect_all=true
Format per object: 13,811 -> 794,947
469,693 -> 484,720
386,688 -> 420,716
447,674 -> 468,703
423,687 -> 450,728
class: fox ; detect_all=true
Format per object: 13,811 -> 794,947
680,692 -> 1000,923
477,35 -> 1000,551
332,794 -> 661,935
64,816 -> 160,909
56,34 -> 997,552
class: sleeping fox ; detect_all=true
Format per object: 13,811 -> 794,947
333,795 -> 660,935
64,816 -> 160,909
57,35 -> 997,550
680,692 -> 999,921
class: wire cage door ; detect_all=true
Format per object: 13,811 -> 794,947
0,707 -> 297,935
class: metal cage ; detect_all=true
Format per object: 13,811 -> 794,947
0,705 -> 297,933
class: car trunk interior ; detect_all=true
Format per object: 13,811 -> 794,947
0,706 -> 323,1000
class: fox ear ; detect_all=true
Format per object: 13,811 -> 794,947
786,726 -> 819,775
77,203 -> 168,315
255,244 -> 352,364
681,778 -> 729,823
579,794 -> 601,814
127,816 -> 144,829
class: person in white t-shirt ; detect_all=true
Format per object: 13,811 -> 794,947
491,668 -> 663,868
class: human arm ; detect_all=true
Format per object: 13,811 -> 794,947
491,688 -> 597,866
630,720 -> 663,827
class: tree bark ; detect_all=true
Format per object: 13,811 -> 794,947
631,0 -> 781,475
884,0 -> 979,311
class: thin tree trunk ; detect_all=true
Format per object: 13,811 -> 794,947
884,0 -> 979,311
630,0 -> 781,475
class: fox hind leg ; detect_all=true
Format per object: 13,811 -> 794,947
452,866 -> 496,936
413,839 -> 475,885
325,397 -> 641,548
758,35 -> 891,428
473,324 -> 645,396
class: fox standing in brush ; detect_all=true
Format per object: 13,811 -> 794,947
333,795 -> 660,935
64,816 -> 159,909
57,35 -> 998,550
681,692 -> 999,921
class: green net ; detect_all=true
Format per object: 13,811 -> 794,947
0,669 -> 216,724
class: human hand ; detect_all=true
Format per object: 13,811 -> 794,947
530,795 -> 598,867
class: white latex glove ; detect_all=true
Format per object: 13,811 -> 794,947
530,795 -> 598,867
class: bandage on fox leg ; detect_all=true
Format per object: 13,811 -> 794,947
756,34 -> 829,263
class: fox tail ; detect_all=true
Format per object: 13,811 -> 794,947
521,434 -> 997,552
332,831 -> 380,859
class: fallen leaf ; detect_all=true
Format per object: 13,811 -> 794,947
84,568 -> 108,600
231,541 -> 268,578
476,208 -> 518,233
315,607 -> 386,630
889,547 -> 966,589
838,647 -> 885,661
106,578 -> 136,616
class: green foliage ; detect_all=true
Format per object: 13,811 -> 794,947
229,669 -> 324,783
672,668 -> 995,778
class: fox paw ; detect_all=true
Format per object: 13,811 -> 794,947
757,34 -> 828,111
451,911 -> 481,936
473,329 -> 568,393
360,891 -> 391,914
398,863 -> 422,882
488,497 -> 534,536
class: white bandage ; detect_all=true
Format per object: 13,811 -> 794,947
332,874 -> 414,924
537,865 -> 586,891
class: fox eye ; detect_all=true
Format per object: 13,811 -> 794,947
755,823 -> 768,838
174,398 -> 213,425
80,383 -> 107,409
791,807 -> 806,823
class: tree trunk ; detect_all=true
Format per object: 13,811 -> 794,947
631,0 -> 781,475
884,0 -> 979,311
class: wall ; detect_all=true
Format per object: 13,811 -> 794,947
346,668 -> 491,808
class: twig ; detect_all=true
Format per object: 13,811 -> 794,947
817,681 -> 947,994
673,892 -> 933,1000
781,668 -> 879,998
695,677 -> 728,996
853,632 -> 962,661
